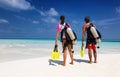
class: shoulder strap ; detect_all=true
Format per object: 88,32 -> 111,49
60,23 -> 66,30
90,23 -> 94,27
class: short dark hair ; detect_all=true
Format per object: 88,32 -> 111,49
60,15 -> 65,20
84,16 -> 90,23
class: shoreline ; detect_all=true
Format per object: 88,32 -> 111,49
0,38 -> 120,42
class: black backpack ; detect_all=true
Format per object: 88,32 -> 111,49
60,23 -> 77,42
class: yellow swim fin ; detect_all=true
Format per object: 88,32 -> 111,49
80,46 -> 84,57
55,51 -> 60,59
51,50 -> 56,59
51,45 -> 60,59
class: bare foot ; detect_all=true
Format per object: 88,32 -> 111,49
89,61 -> 92,64
94,61 -> 97,63
70,62 -> 74,65
62,63 -> 66,66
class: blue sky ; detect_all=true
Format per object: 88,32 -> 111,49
0,0 -> 120,40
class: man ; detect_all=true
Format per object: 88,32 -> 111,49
82,16 -> 97,64
55,16 -> 74,66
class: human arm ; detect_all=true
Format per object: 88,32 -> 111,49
82,26 -> 86,46
55,32 -> 60,46
55,24 -> 60,46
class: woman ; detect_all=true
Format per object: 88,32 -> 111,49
55,15 -> 74,66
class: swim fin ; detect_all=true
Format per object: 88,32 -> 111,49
80,46 -> 84,57
51,50 -> 56,59
55,51 -> 60,59
51,45 -> 60,59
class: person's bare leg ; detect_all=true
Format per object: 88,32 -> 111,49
68,44 -> 74,65
88,49 -> 92,64
63,49 -> 67,66
62,40 -> 67,66
62,40 -> 66,49
93,49 -> 97,63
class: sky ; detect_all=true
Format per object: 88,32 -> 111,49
0,0 -> 120,40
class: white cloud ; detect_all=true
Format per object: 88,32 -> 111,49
116,6 -> 120,14
39,8 -> 59,16
72,20 -> 79,25
48,8 -> 59,16
38,8 -> 59,24
96,18 -> 120,26
39,11 -> 46,16
41,17 -> 58,24
32,20 -> 39,24
0,0 -> 34,10
14,15 -> 26,20
0,19 -> 9,24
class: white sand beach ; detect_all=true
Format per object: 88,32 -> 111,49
0,54 -> 120,77
0,40 -> 120,77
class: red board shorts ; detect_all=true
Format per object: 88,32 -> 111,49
86,43 -> 96,50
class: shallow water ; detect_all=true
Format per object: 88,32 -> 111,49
0,39 -> 120,62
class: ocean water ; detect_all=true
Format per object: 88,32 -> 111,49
0,39 -> 120,53
0,39 -> 120,62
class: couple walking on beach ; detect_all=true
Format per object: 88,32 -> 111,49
55,16 -> 98,66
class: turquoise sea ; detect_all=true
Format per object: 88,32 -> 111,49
0,39 -> 120,53
0,39 -> 120,62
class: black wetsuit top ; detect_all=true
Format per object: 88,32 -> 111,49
86,26 -> 96,45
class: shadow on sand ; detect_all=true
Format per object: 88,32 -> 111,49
48,59 -> 63,66
74,58 -> 89,64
